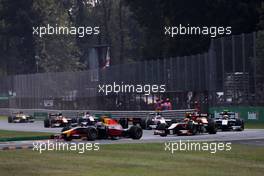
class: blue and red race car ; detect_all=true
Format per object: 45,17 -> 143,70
60,116 -> 143,141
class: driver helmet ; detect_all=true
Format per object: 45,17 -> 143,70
223,115 -> 229,119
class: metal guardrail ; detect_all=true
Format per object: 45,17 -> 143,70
0,108 -> 196,120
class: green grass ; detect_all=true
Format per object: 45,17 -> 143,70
0,115 -> 7,120
0,130 -> 52,138
0,143 -> 263,176
245,122 -> 264,129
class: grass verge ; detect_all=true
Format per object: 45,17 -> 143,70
0,130 -> 52,138
245,121 -> 264,129
0,115 -> 7,120
0,143 -> 263,176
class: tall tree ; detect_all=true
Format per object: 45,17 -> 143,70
126,0 -> 261,59
33,0 -> 84,72
256,1 -> 264,76
0,0 -> 40,74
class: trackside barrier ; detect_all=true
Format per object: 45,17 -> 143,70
209,106 -> 264,122
0,108 -> 196,120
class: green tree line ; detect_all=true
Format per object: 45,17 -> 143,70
0,0 -> 262,75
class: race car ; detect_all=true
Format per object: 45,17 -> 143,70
8,112 -> 35,123
214,111 -> 244,131
145,112 -> 174,130
44,113 -> 78,128
76,112 -> 97,127
154,113 -> 217,136
60,116 -> 143,141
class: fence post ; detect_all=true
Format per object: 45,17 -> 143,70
232,35 -> 236,72
242,33 -> 247,103
169,57 -> 173,91
221,37 -> 225,101
184,56 -> 187,90
253,32 -> 257,105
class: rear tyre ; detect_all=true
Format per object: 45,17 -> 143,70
71,118 -> 77,123
44,119 -> 50,128
187,121 -> 197,135
87,127 -> 98,141
140,119 -> 147,129
191,125 -> 198,135
64,135 -> 72,141
8,116 -> 13,123
119,118 -> 128,129
237,120 -> 244,131
207,119 -> 217,134
129,126 -> 143,139
241,121 -> 244,131
29,116 -> 34,123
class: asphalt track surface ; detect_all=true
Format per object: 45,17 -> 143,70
0,119 -> 264,149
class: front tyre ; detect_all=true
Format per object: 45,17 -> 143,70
87,127 -> 98,141
8,116 -> 13,123
44,119 -> 50,128
64,135 -> 72,141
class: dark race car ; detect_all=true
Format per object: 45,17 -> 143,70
154,113 -> 217,136
8,112 -> 35,123
60,116 -> 143,141
44,113 -> 78,128
214,111 -> 244,131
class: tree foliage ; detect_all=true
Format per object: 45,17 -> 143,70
125,0 -> 261,58
0,0 -> 262,75
256,1 -> 264,76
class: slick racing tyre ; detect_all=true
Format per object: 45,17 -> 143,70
240,121 -> 245,131
156,123 -> 168,137
187,121 -> 197,135
145,118 -> 152,130
236,119 -> 244,131
156,123 -> 166,130
63,135 -> 72,141
207,119 -> 217,134
190,125 -> 198,135
44,119 -> 50,128
87,127 -> 98,141
28,116 -> 34,123
119,118 -> 128,129
8,116 -> 13,123
129,126 -> 143,139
